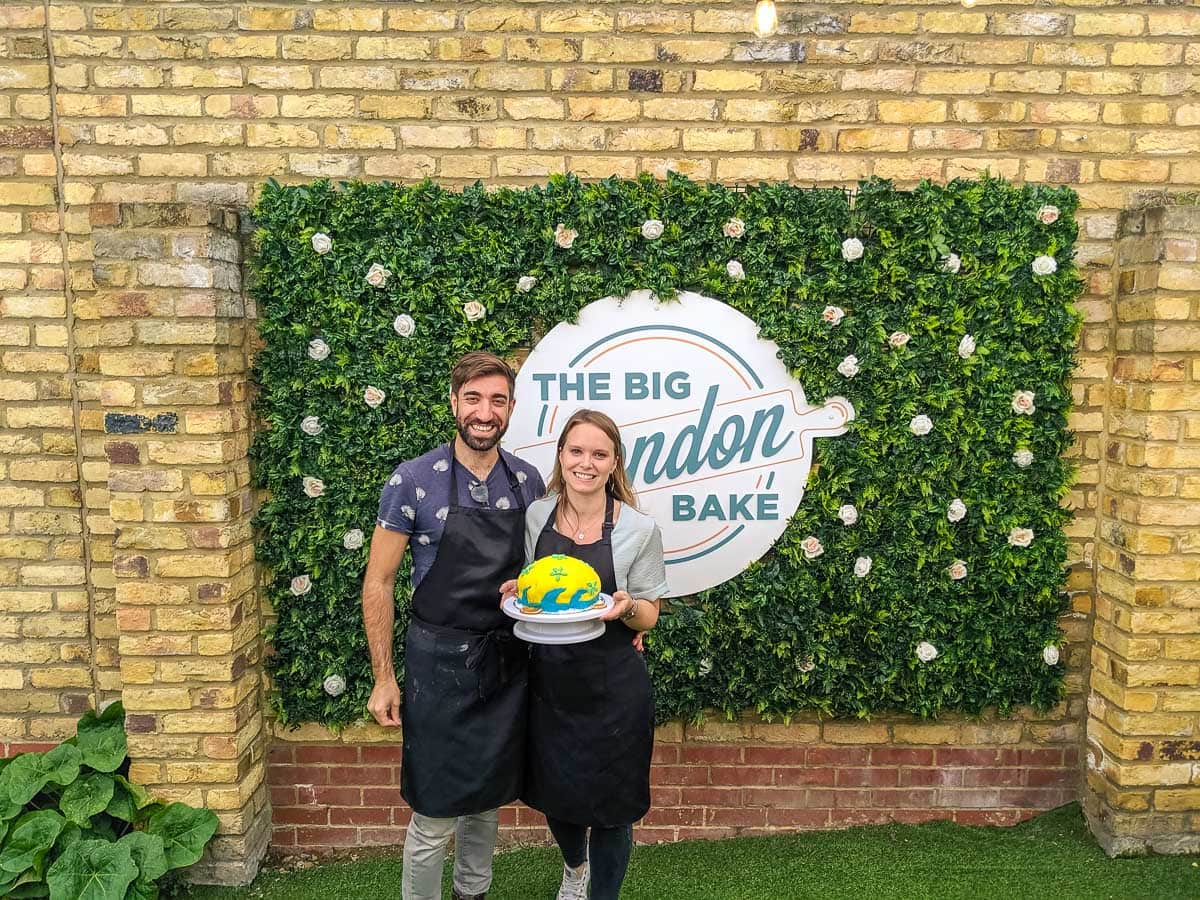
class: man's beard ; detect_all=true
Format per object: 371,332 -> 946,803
456,416 -> 507,451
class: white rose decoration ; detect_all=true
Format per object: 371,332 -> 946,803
948,560 -> 967,581
463,300 -> 487,322
393,314 -> 415,337
1008,527 -> 1034,548
1032,255 -> 1057,276
1012,390 -> 1036,415
302,476 -> 324,498
300,415 -> 322,436
853,556 -> 872,578
916,641 -> 939,662
798,656 -> 816,673
641,219 -> 664,240
343,528 -> 364,550
837,355 -> 859,378
1042,645 -> 1060,666
841,237 -> 864,261
554,223 -> 577,248
311,232 -> 332,255
947,498 -> 967,523
698,658 -> 713,676
307,338 -> 330,361
1037,205 -> 1060,225
941,253 -> 961,274
365,263 -> 391,288
801,535 -> 824,559
838,504 -> 858,526
290,574 -> 312,596
363,386 -> 386,408
322,674 -> 346,697
1013,448 -> 1034,468
822,306 -> 845,326
958,334 -> 976,359
888,331 -> 910,349
909,414 -> 933,436
516,275 -> 537,293
726,259 -> 745,280
723,217 -> 745,239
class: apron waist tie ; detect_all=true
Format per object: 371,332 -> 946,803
412,616 -> 520,701
466,628 -> 518,700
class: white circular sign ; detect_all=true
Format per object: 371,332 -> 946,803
505,292 -> 854,597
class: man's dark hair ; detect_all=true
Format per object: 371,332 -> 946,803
450,351 -> 516,397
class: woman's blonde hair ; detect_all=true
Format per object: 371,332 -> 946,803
546,409 -> 639,510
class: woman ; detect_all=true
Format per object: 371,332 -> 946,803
502,409 -> 667,900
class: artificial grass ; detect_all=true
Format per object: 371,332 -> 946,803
185,803 -> 1198,899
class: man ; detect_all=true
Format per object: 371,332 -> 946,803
363,351 -> 544,900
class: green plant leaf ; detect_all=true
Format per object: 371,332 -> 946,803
0,809 -> 65,875
144,804 -> 218,870
45,839 -> 138,900
106,776 -> 155,826
1,746 -> 82,808
9,882 -> 51,898
75,704 -> 126,774
59,775 -> 115,828
117,833 -> 167,883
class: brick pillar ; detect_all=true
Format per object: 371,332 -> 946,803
92,203 -> 269,883
1084,200 -> 1200,855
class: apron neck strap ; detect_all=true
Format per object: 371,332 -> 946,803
602,492 -> 615,537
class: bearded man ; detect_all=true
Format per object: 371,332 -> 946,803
363,351 -> 544,900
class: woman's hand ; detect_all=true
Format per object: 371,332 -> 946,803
498,579 -> 517,607
600,589 -> 635,621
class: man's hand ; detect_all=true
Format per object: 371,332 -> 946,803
499,579 -> 517,606
368,677 -> 402,727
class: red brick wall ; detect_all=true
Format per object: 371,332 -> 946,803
269,729 -> 1079,852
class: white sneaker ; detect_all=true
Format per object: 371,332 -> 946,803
556,861 -> 589,900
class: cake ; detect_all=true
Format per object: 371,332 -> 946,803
516,554 -> 603,614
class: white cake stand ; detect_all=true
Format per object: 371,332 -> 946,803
502,594 -> 613,645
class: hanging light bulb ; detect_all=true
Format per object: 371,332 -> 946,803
754,0 -> 778,37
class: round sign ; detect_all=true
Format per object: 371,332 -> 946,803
504,291 -> 854,597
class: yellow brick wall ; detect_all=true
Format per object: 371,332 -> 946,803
0,3 -> 105,742
1,0 -> 1198,868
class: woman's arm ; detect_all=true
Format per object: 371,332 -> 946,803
602,517 -> 667,632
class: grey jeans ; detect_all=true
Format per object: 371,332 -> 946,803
402,809 -> 499,900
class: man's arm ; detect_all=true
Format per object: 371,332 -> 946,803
363,525 -> 409,727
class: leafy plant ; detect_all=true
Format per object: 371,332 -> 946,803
0,702 -> 219,899
250,173 -> 1080,727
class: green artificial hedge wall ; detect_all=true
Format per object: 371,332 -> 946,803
249,173 -> 1080,728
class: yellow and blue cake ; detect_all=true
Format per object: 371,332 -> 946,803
516,554 -> 604,614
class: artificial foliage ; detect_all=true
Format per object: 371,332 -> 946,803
249,173 -> 1080,728
0,702 -> 219,899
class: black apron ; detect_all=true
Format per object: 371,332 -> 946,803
523,493 -> 655,827
400,443 -> 529,818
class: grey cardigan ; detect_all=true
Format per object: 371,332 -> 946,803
523,495 -> 669,600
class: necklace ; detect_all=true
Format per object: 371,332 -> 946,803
563,506 -> 604,541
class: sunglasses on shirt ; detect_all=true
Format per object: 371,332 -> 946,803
468,481 -> 489,505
